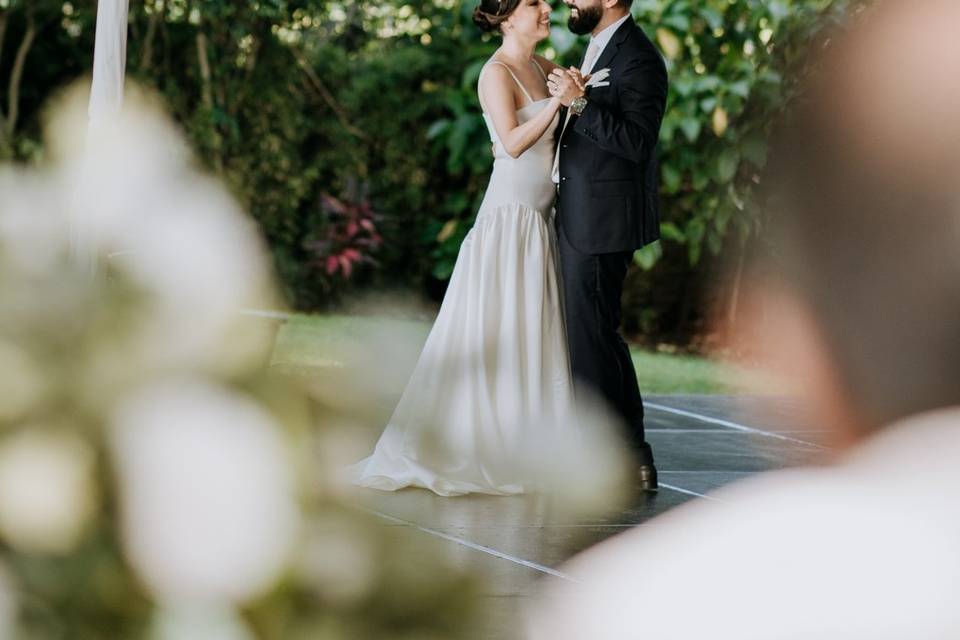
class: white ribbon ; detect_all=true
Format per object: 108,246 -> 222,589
88,0 -> 129,131
72,0 -> 130,278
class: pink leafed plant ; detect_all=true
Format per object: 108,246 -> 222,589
308,192 -> 383,282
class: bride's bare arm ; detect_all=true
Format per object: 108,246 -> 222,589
479,65 -> 561,159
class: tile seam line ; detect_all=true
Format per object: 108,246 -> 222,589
356,505 -> 578,582
644,401 -> 828,450
354,479 -> 723,583
659,483 -> 725,502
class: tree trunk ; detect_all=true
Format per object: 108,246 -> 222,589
195,29 -> 223,172
196,31 -> 213,112
295,54 -> 369,141
5,1 -> 37,139
0,11 -> 7,156
139,4 -> 160,73
726,245 -> 745,326
0,11 -> 8,72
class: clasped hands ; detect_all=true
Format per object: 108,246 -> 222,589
547,68 -> 588,107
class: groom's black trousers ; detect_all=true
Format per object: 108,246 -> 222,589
557,223 -> 653,466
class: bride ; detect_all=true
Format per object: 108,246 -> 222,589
351,0 -> 580,496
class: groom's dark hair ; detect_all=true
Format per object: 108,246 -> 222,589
755,0 -> 960,431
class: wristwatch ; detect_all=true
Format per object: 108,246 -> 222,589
570,95 -> 588,116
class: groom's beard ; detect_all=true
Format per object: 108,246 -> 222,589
567,4 -> 602,35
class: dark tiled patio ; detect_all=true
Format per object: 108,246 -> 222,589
352,394 -> 824,639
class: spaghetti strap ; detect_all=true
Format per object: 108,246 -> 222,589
484,60 -> 535,105
531,58 -> 548,82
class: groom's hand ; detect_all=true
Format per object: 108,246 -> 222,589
548,68 -> 586,107
567,68 -> 590,90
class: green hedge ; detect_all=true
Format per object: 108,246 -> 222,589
0,0 -> 855,339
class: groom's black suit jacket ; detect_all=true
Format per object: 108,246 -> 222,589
556,18 -> 668,254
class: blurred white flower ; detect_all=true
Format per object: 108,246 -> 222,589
118,178 -> 276,375
0,170 -> 67,279
0,429 -> 97,555
297,315 -> 430,419
316,426 -> 373,495
0,563 -> 15,639
150,604 -> 255,640
47,85 -> 277,378
0,341 -> 46,422
520,389 -> 632,516
110,378 -> 300,605
46,85 -> 191,246
298,516 -> 377,605
0,167 -> 94,344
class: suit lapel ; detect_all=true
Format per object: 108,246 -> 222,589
591,18 -> 634,75
556,19 -> 634,149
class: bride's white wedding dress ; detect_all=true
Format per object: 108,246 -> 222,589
351,59 -> 574,496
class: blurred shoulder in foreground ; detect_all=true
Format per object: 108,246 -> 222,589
525,0 -> 960,637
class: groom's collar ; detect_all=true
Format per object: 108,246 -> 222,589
589,13 -> 632,56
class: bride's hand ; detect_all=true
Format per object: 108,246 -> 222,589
548,68 -> 587,107
566,67 -> 589,92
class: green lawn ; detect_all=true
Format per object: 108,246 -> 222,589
630,349 -> 741,394
271,313 -> 755,395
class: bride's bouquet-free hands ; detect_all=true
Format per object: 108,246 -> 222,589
567,67 -> 612,90
547,67 -> 612,105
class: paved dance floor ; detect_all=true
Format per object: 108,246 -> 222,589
353,394 -> 825,639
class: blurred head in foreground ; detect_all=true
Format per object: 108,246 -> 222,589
742,0 -> 960,446
526,2 -> 960,638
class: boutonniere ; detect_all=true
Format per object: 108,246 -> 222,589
586,68 -> 611,88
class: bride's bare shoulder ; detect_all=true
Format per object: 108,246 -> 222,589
479,60 -> 514,92
478,61 -> 519,112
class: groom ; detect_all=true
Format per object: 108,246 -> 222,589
546,0 -> 667,490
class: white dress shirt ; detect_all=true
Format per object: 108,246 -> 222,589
584,13 -> 631,74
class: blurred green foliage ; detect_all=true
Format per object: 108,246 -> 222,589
0,0 -> 856,340
428,0 -> 857,339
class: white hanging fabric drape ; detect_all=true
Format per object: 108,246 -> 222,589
89,0 -> 129,129
72,0 -> 129,275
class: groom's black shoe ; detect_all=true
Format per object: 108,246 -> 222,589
637,463 -> 659,492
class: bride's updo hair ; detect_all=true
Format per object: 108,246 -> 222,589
472,0 -> 522,33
